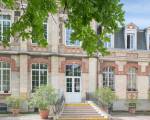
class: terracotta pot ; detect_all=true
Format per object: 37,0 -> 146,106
39,109 -> 49,119
11,108 -> 20,116
128,107 -> 136,114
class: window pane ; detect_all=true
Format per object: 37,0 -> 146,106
0,62 -> 10,92
0,15 -> 11,42
40,64 -> 47,69
74,64 -> 81,76
103,67 -> 115,90
32,64 -> 48,91
66,65 -> 73,76
65,28 -> 80,46
66,78 -> 72,92
74,78 -> 80,92
127,68 -> 136,90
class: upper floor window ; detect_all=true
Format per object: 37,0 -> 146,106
148,34 -> 150,50
127,33 -> 135,49
127,67 -> 137,91
32,63 -> 48,91
103,67 -> 115,90
32,20 -> 48,44
0,15 -> 11,42
65,28 -> 80,46
0,62 -> 10,93
104,35 -> 112,48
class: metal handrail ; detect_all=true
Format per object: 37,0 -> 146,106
86,92 -> 113,114
53,94 -> 65,116
86,92 -> 104,107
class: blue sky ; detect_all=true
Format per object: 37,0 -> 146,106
121,0 -> 150,28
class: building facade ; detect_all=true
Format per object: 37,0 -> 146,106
1,6 -> 150,111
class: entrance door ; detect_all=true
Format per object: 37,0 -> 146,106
65,64 -> 81,103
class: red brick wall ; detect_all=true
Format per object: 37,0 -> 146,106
0,56 -> 17,71
100,61 -> 147,75
28,57 -> 51,72
59,59 -> 89,73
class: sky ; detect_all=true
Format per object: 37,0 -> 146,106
121,0 -> 150,29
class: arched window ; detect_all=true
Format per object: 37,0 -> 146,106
32,63 -> 48,91
127,67 -> 137,91
0,62 -> 10,92
103,67 -> 115,90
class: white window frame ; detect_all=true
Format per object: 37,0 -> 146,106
0,62 -> 11,93
127,67 -> 137,91
102,67 -> 115,90
65,64 -> 81,93
127,33 -> 135,50
31,63 -> 48,91
0,15 -> 11,42
65,28 -> 81,47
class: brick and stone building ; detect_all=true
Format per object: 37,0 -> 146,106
0,5 -> 150,112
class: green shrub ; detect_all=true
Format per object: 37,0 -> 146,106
6,96 -> 24,109
29,85 -> 58,110
95,87 -> 118,107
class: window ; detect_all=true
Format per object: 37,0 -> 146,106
149,34 -> 150,50
0,15 -> 11,41
127,33 -> 135,49
0,62 -> 10,93
104,34 -> 112,48
32,64 -> 48,91
66,64 -> 81,76
32,20 -> 48,44
103,67 -> 115,90
65,28 -> 80,46
127,68 -> 137,91
65,64 -> 81,93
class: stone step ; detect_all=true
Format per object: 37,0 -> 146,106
63,111 -> 98,113
61,113 -> 100,116
58,103 -> 108,120
64,103 -> 90,107
58,116 -> 107,120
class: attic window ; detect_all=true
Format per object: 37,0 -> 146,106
127,33 -> 135,49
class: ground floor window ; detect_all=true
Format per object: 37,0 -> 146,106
102,67 -> 115,90
127,67 -> 137,91
0,62 -> 10,93
66,64 -> 81,93
32,63 -> 48,91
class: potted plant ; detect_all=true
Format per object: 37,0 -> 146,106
6,96 -> 24,116
29,85 -> 57,119
95,87 -> 118,113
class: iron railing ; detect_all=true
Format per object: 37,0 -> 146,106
53,94 -> 65,116
86,92 -> 113,113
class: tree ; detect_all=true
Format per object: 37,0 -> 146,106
1,0 -> 124,56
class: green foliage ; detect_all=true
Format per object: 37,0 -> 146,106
95,87 -> 118,107
29,85 -> 58,110
126,99 -> 140,108
6,96 -> 24,109
1,0 -> 125,56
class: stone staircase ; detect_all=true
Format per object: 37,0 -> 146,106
58,103 -> 108,120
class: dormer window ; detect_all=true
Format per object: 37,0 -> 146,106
104,34 -> 114,48
148,34 -> 150,50
127,33 -> 135,49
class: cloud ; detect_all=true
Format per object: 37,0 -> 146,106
121,0 -> 150,28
